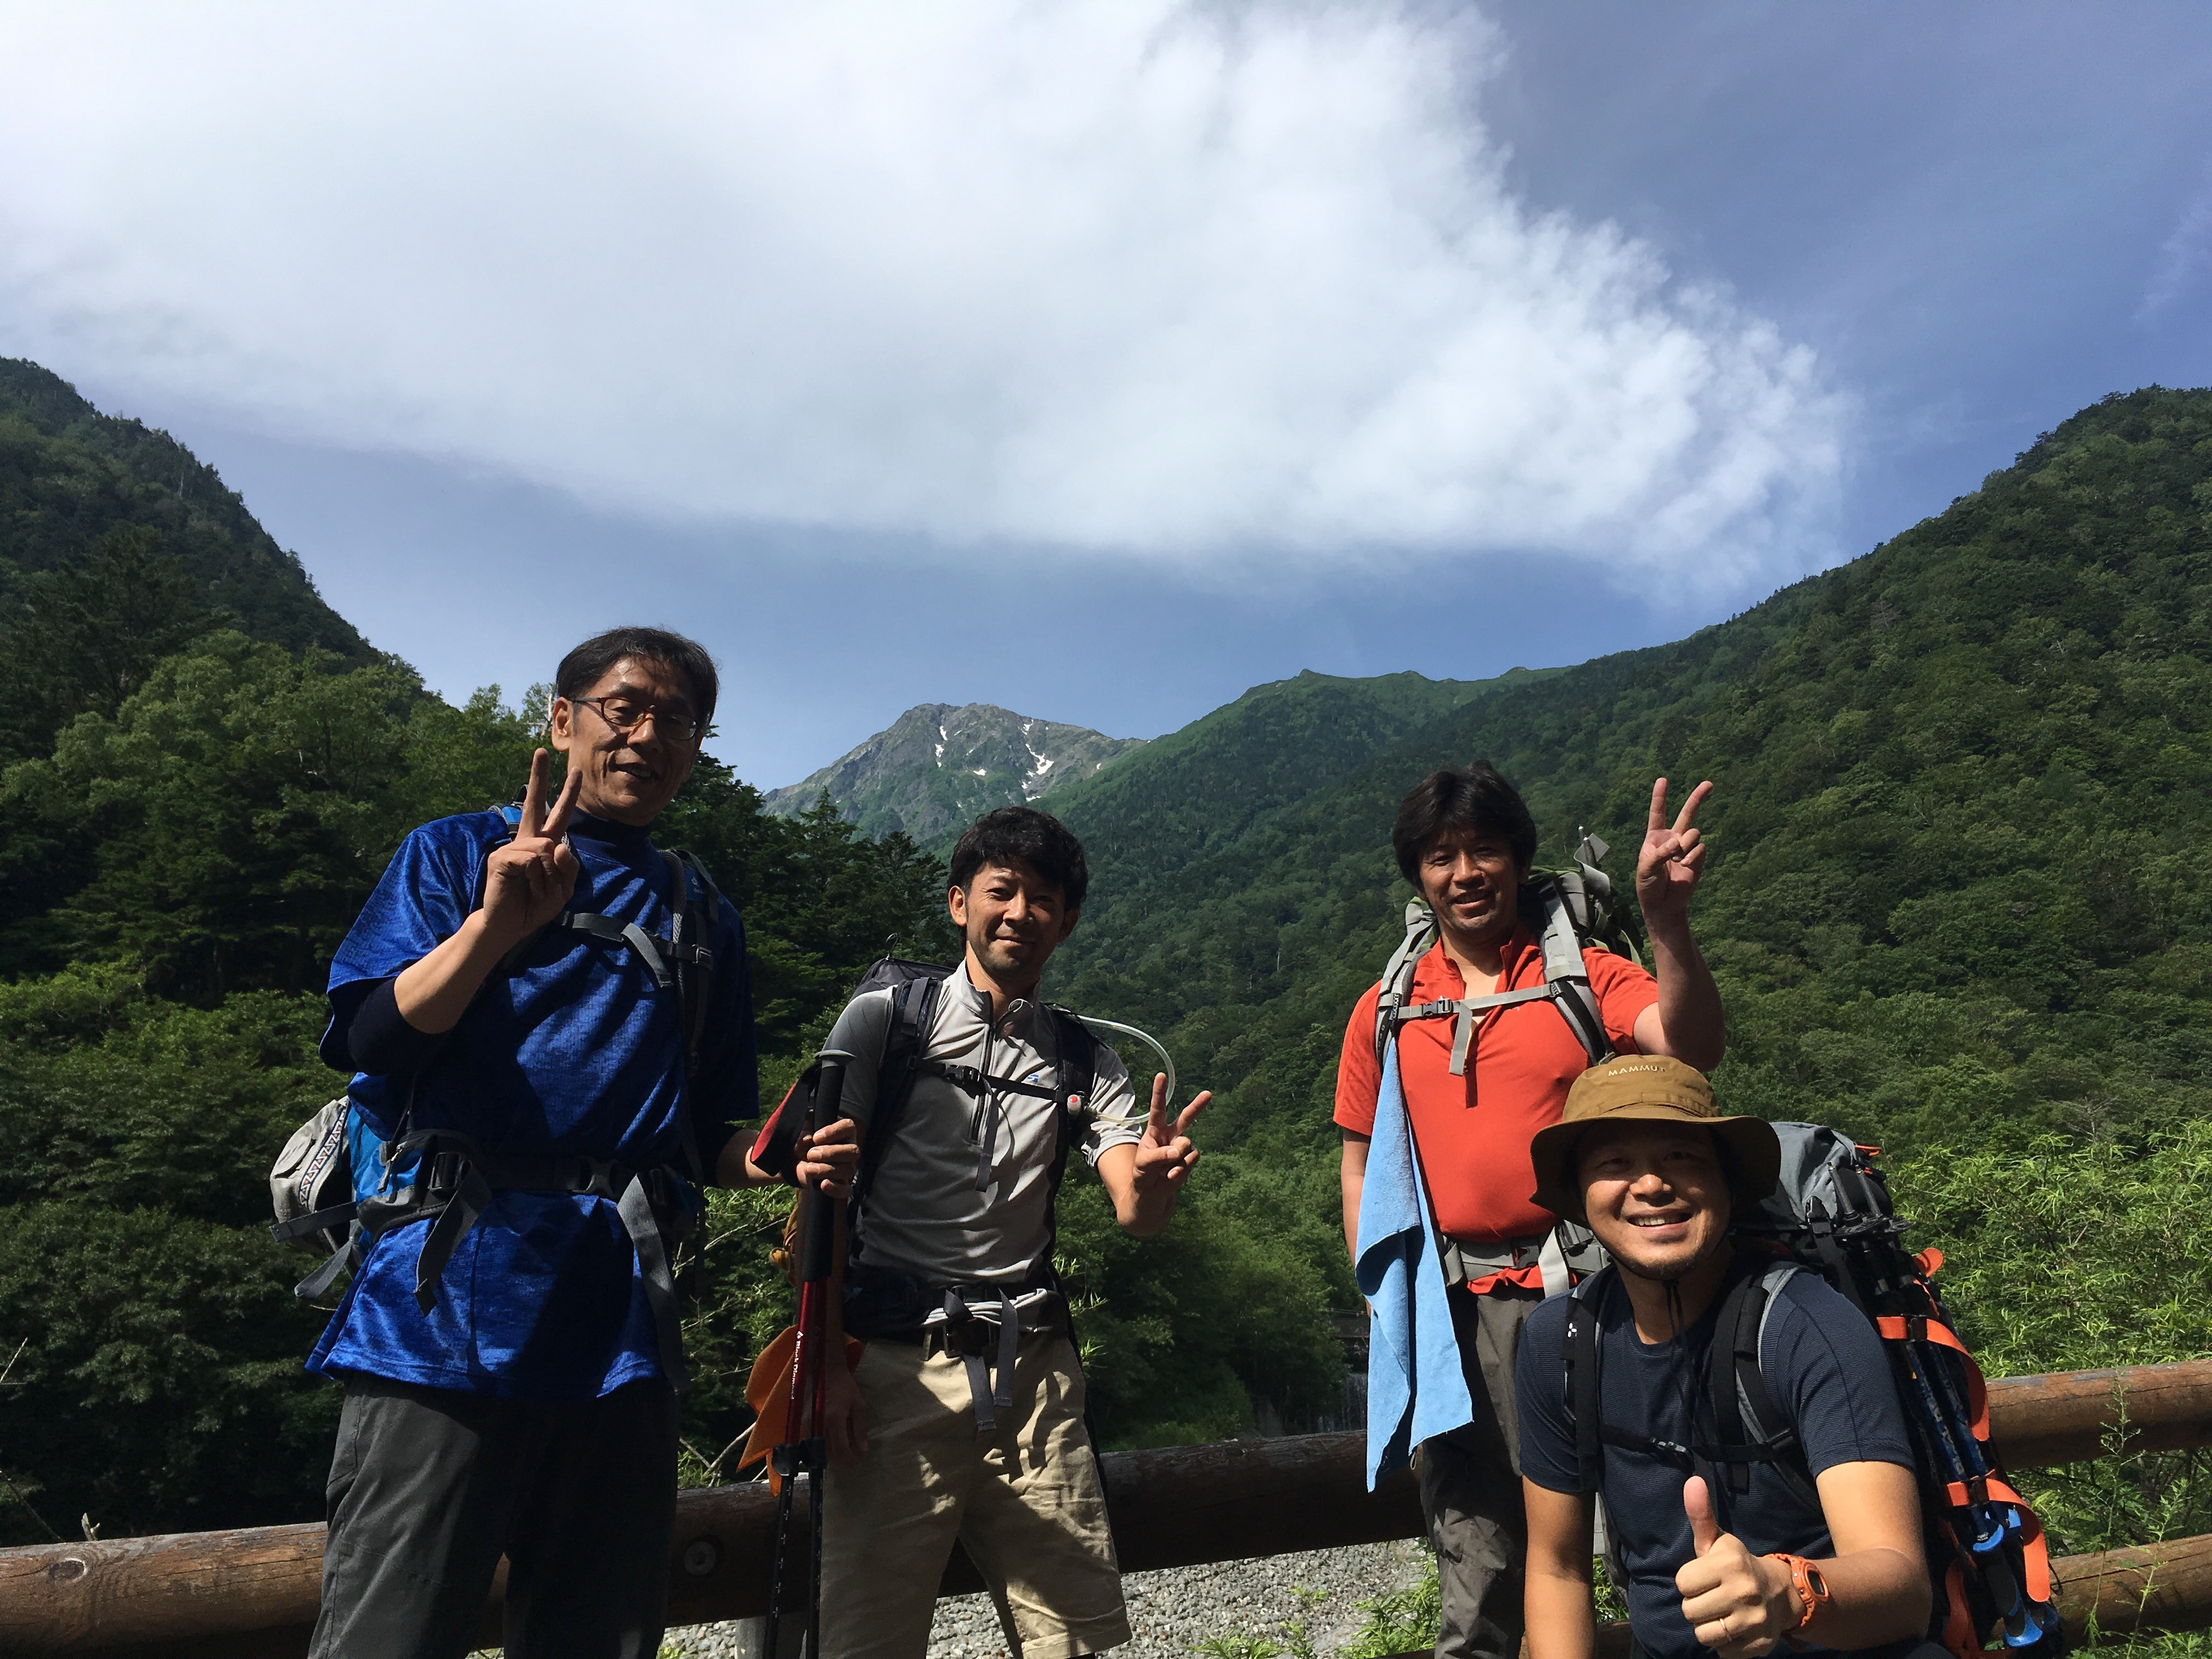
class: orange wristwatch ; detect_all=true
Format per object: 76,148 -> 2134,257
1765,1553 -> 1832,1633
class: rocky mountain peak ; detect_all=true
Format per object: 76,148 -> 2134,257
763,702 -> 1147,842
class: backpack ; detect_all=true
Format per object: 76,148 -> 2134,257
749,959 -> 1171,1435
1560,1124 -> 2064,1659
269,804 -> 730,1324
1373,830 -> 1643,1074
748,960 -> 1188,1305
751,957 -> 1105,1246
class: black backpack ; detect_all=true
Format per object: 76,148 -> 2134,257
1560,1124 -> 2063,1659
752,958 -> 1099,1239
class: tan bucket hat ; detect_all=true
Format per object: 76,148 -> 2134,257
1528,1054 -> 1780,1223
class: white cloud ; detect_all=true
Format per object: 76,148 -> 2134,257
2140,157 -> 2212,321
0,1 -> 1843,591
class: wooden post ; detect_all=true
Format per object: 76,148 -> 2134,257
4,1361 -> 2211,1658
1575,1531 -> 2212,1659
1986,1362 -> 2212,1470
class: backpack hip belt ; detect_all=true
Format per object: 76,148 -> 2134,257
843,1256 -> 1066,1431
359,1128 -> 698,1393
1442,1220 -> 1606,1299
922,1282 -> 1068,1434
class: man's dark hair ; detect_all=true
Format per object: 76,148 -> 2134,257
1392,762 -> 1538,883
950,806 -> 1090,910
556,627 -> 720,731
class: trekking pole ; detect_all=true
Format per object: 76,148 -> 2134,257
766,1048 -> 853,1659
1895,1332 -> 2054,1647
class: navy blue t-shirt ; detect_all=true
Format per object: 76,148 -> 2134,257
308,809 -> 757,1401
1518,1265 -> 1915,1659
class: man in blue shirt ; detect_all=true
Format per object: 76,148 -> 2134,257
1516,1058 -> 1933,1659
307,627 -> 853,1659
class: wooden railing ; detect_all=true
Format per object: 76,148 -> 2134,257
5,1360 -> 2211,1658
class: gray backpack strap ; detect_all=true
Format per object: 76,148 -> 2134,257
1531,880 -> 1613,1066
1373,876 -> 1621,1077
1372,901 -> 1438,1065
1535,1220 -> 1610,1299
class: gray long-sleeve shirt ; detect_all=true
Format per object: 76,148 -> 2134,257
826,966 -> 1143,1286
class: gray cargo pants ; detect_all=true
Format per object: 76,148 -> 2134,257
1418,1286 -> 1539,1659
308,1374 -> 678,1659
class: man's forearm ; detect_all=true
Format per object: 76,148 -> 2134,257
1795,1546 -> 1930,1651
1525,1561 -> 1598,1659
1524,1482 -> 1600,1659
1647,919 -> 1724,1070
714,1135 -> 784,1188
1526,1573 -> 1597,1659
1340,1133 -> 1369,1264
393,912 -> 519,1035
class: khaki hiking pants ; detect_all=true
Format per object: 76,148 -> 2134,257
821,1328 -> 1127,1659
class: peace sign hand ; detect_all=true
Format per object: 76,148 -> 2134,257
1130,1073 -> 1208,1195
1636,776 -> 1712,933
481,749 -> 583,949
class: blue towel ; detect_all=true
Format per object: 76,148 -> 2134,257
1357,1041 -> 1475,1489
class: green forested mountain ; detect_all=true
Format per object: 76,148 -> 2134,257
2,373 -> 2207,1575
0,360 -> 372,763
0,360 -> 368,657
1035,667 -> 1543,896
0,358 -> 974,1540
1052,387 -> 2212,1164
1037,389 -> 2212,1527
763,701 -> 1147,842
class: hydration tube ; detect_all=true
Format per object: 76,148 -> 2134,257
1075,1015 -> 1177,1113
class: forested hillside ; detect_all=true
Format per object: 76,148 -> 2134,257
2,374 -> 2208,1575
0,365 -> 964,1542
1035,668 -> 1544,897
1053,387 -> 2212,1159
0,360 -> 369,765
1040,388 -> 2212,1556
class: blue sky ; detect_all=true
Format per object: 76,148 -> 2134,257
3,3 -> 2208,789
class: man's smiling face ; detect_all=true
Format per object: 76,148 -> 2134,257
1415,826 -> 1525,949
549,656 -> 702,826
949,858 -> 1076,993
1577,1121 -> 1734,1281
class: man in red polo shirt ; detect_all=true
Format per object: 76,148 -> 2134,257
1336,762 -> 1724,1659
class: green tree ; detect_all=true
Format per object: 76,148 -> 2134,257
0,526 -> 222,761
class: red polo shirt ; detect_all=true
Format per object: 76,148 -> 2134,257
1335,928 -> 1657,1290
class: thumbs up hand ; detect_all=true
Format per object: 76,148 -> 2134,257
1674,1477 -> 1805,1658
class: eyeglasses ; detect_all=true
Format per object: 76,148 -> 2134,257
572,695 -> 707,744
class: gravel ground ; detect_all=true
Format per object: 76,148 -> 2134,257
670,1540 -> 1427,1659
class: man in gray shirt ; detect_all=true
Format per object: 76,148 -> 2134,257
816,806 -> 1206,1659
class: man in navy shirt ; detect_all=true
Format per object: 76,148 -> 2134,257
1516,1058 -> 1933,1659
308,627 -> 853,1659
